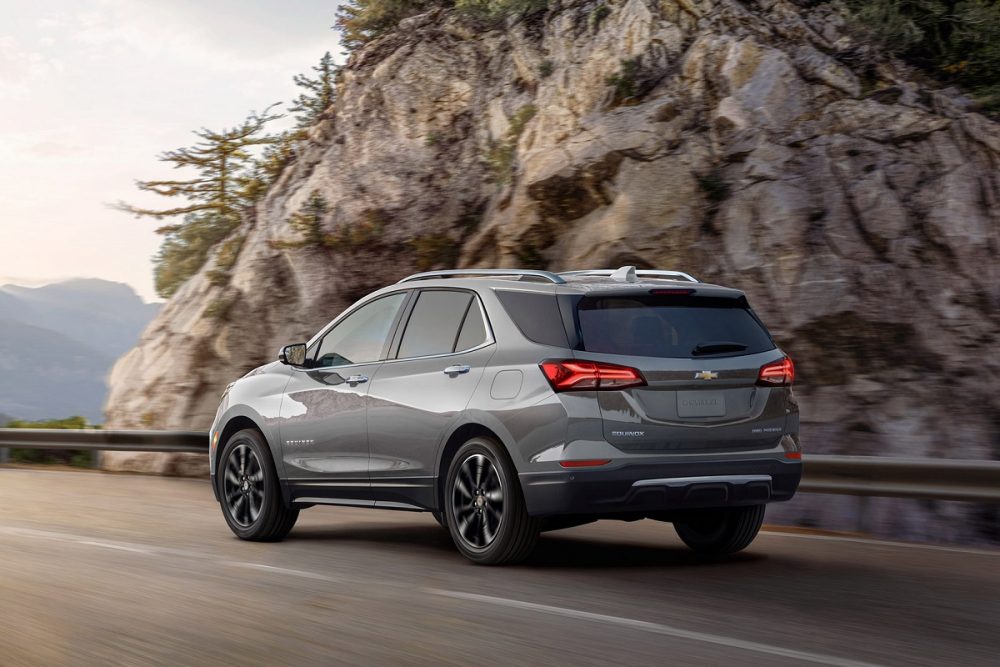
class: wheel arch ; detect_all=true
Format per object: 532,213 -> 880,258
214,412 -> 291,506
435,423 -> 509,512
215,416 -> 263,471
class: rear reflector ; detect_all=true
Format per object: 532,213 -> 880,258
540,360 -> 646,392
559,459 -> 612,468
784,451 -> 802,460
757,356 -> 794,386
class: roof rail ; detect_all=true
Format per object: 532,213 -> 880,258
397,269 -> 567,284
560,267 -> 699,283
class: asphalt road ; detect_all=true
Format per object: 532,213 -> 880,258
0,468 -> 997,666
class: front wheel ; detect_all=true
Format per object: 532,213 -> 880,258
674,505 -> 765,556
218,428 -> 298,541
445,437 -> 539,565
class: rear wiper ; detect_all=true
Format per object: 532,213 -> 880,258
692,341 -> 748,356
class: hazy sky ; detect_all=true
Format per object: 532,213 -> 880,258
0,0 -> 341,302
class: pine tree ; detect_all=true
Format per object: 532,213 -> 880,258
237,131 -> 298,204
335,0 -> 438,50
116,105 -> 283,223
290,52 -> 338,128
115,105 -> 283,298
287,191 -> 331,246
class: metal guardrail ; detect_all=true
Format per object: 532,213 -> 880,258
1,429 -> 998,504
800,455 -> 1000,503
0,428 -> 205,454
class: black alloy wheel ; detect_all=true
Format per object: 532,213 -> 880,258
218,428 -> 298,541
445,437 -> 539,565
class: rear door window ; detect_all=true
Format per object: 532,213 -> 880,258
397,290 -> 475,358
576,295 -> 774,358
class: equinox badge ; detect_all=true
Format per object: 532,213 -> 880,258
694,370 -> 719,380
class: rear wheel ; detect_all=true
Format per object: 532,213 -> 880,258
674,505 -> 765,555
445,437 -> 539,565
218,428 -> 298,541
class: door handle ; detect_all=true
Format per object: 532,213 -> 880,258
346,374 -> 369,384
443,365 -> 471,375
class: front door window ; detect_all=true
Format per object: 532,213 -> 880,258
314,293 -> 407,367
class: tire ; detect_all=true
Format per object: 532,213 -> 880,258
445,437 -> 539,565
218,428 -> 299,541
674,505 -> 765,556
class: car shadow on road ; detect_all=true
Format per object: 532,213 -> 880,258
285,522 -> 766,569
288,522 -> 455,552
525,533 -> 766,569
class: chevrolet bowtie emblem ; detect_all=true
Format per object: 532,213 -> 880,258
694,370 -> 719,380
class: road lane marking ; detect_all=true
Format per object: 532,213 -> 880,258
0,524 -> 354,585
761,530 -> 1000,557
77,540 -> 152,554
429,589 -> 884,667
0,525 -> 213,560
221,561 -> 343,583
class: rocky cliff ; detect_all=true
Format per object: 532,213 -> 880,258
103,0 -> 999,540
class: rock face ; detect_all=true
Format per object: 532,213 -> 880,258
104,0 -> 999,540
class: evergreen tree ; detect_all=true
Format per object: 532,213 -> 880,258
116,106 -> 283,298
335,0 -> 439,50
290,52 -> 338,128
117,105 -> 283,223
288,191 -> 330,246
237,131 -> 298,204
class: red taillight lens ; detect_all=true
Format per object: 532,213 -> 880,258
540,360 -> 646,392
757,357 -> 794,386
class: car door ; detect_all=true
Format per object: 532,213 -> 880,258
279,291 -> 409,505
367,288 -> 495,510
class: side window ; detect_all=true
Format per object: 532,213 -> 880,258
455,300 -> 488,352
495,290 -> 569,347
314,293 -> 407,368
397,290 -> 475,359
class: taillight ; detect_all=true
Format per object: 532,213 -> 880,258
757,357 -> 794,386
540,360 -> 646,392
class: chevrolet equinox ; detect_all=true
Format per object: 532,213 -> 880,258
210,267 -> 801,564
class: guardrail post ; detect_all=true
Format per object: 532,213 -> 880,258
855,496 -> 871,534
0,447 -> 8,464
91,449 -> 102,469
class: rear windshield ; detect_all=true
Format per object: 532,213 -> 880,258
576,295 -> 774,358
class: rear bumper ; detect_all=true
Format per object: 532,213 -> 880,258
520,457 -> 801,517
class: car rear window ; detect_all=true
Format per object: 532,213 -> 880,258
576,295 -> 774,358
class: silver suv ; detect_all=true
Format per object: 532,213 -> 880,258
210,267 -> 801,564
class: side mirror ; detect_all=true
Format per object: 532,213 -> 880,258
279,343 -> 308,367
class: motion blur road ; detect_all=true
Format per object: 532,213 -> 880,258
0,468 -> 997,666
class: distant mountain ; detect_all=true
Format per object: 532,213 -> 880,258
0,279 -> 159,422
0,279 -> 160,359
